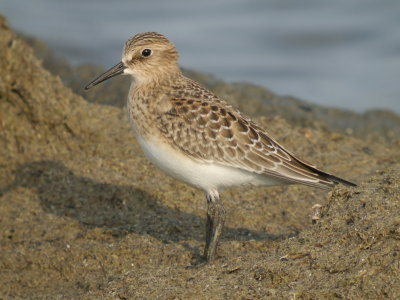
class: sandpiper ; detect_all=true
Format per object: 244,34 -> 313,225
85,32 -> 356,262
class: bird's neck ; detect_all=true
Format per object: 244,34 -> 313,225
127,71 -> 182,137
130,66 -> 183,99
132,64 -> 181,87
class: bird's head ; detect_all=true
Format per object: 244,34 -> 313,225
85,32 -> 180,90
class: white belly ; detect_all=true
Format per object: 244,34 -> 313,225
135,135 -> 285,193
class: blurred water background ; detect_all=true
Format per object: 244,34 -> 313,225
1,0 -> 399,113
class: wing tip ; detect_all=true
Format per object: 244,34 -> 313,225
289,156 -> 357,189
326,174 -> 357,187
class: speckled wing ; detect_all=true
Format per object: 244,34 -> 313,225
157,79 -> 352,189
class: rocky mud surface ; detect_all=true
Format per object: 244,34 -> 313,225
1,16 -> 399,299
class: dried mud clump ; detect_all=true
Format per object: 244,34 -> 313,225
1,15 -> 399,299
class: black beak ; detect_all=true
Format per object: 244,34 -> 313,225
84,61 -> 126,90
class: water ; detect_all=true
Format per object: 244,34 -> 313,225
1,0 -> 400,113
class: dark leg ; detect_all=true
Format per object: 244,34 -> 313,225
204,190 -> 226,262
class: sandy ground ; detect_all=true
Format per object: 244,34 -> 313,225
1,16 -> 400,299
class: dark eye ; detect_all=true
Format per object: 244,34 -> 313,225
142,49 -> 152,57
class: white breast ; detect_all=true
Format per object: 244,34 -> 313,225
135,135 -> 285,193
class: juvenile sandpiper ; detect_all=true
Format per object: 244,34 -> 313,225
85,32 -> 356,263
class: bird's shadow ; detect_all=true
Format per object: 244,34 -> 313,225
2,160 -> 294,255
